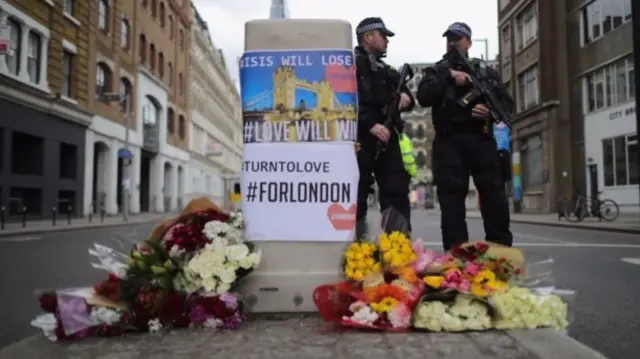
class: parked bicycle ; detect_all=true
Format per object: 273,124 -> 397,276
564,191 -> 619,222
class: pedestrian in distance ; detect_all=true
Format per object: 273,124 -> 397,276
416,22 -> 515,251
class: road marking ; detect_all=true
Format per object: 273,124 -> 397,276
621,258 -> 640,265
513,232 -> 576,244
0,236 -> 42,242
421,241 -> 640,248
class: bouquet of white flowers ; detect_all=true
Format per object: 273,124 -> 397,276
413,293 -> 492,332
173,212 -> 261,295
490,287 -> 569,330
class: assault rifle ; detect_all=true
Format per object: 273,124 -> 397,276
449,46 -> 513,129
375,63 -> 414,159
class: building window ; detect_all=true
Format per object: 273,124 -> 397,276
584,56 -> 634,113
98,0 -> 109,32
517,66 -> 539,111
516,2 -> 538,49
603,134 -> 638,186
96,62 -> 111,95
151,0 -> 158,17
121,20 -> 130,49
63,0 -> 74,15
7,18 -> 21,76
59,143 -> 77,179
62,51 -> 73,97
500,25 -> 511,64
178,115 -> 186,138
167,108 -> 175,134
159,2 -> 165,27
119,78 -> 132,112
143,96 -> 159,125
27,32 -> 41,83
178,73 -> 183,94
139,34 -> 146,63
149,43 -> 156,70
522,135 -> 543,189
179,29 -> 184,50
158,52 -> 164,78
582,0 -> 632,45
168,62 -> 173,86
168,16 -> 174,38
11,131 -> 44,175
142,0 -> 148,7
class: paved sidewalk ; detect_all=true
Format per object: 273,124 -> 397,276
0,315 -> 608,359
426,209 -> 640,234
0,212 -> 173,237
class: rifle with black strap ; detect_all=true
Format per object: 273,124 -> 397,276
449,46 -> 513,129
375,63 -> 414,159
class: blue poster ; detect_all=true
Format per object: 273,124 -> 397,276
239,49 -> 357,144
493,122 -> 511,151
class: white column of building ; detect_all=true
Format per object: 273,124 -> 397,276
170,161 -> 179,210
150,155 -> 164,212
105,138 -> 119,214
129,146 -> 141,214
83,131 -> 95,215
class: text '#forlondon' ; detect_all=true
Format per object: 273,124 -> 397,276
240,49 -> 357,144
245,181 -> 351,204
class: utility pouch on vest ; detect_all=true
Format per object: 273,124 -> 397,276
498,149 -> 512,182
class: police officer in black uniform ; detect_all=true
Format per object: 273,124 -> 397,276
354,17 -> 415,238
417,22 -> 514,250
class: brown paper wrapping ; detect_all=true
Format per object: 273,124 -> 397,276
147,197 -> 229,241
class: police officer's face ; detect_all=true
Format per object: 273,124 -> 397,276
364,30 -> 388,53
447,35 -> 472,52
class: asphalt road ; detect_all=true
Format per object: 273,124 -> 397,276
1,211 -> 639,359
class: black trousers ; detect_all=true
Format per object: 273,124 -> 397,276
432,132 -> 512,250
356,134 -> 411,236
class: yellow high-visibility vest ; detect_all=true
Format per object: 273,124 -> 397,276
398,132 -> 416,177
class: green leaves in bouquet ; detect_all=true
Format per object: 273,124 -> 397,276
120,241 -> 179,303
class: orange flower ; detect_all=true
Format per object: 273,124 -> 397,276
364,283 -> 406,303
395,266 -> 419,284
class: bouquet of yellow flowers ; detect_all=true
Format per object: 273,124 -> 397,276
343,241 -> 381,281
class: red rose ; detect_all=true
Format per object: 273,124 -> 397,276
209,297 -> 235,318
38,293 -> 58,313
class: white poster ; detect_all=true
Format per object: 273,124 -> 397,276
241,143 -> 358,241
239,49 -> 359,241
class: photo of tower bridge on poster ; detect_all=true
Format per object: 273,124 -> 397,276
240,49 -> 357,143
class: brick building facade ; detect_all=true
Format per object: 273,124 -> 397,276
0,0 -> 92,218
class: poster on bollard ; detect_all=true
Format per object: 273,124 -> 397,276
239,49 -> 359,242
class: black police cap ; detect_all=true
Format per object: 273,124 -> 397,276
355,17 -> 395,37
443,22 -> 472,39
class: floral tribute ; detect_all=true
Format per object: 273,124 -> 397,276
31,198 -> 261,341
314,228 -> 571,333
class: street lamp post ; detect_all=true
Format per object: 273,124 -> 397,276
472,38 -> 489,60
101,92 -> 131,222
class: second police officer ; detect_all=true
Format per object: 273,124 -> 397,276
354,17 -> 416,238
416,22 -> 514,251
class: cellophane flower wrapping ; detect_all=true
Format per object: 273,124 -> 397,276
414,243 -> 575,333
314,206 -> 423,331
30,198 -> 261,341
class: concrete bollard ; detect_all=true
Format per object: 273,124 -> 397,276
237,19 -> 358,313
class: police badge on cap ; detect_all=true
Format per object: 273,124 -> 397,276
356,17 -> 395,37
443,22 -> 472,39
